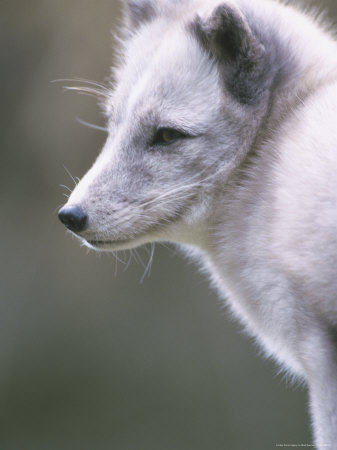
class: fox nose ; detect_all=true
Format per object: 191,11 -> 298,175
58,205 -> 88,233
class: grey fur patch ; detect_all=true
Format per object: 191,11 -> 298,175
189,4 -> 269,105
327,324 -> 337,351
125,0 -> 157,29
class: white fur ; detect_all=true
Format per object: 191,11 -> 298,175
61,1 -> 337,447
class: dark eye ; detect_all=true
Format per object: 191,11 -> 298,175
152,128 -> 186,146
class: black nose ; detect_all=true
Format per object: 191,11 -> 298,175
58,205 -> 88,233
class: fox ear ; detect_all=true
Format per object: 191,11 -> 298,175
190,4 -> 269,105
124,0 -> 156,29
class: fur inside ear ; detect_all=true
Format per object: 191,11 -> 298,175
190,4 -> 269,105
124,0 -> 156,29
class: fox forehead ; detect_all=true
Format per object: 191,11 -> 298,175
108,20 -> 222,131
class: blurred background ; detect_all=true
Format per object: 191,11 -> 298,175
1,1 -> 336,449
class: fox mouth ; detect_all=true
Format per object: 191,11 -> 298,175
85,233 -> 151,251
82,210 -> 185,251
86,238 -> 132,248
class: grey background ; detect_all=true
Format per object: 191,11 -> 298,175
1,1 -> 335,449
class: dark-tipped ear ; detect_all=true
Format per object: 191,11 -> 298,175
190,4 -> 269,105
124,0 -> 156,30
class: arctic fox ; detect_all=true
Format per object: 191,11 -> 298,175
58,0 -> 337,447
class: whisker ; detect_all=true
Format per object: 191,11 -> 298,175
131,248 -> 140,265
63,165 -> 78,186
144,192 -> 196,212
130,249 -> 137,266
140,170 -> 213,210
76,118 -> 108,133
135,249 -> 147,269
52,77 -> 110,93
141,184 -> 198,209
124,251 -> 133,272
114,251 -> 128,267
113,251 -> 119,276
60,184 -> 72,193
145,168 -> 222,211
158,242 -> 176,255
62,86 -> 108,99
140,243 -> 155,283
52,77 -> 107,87
52,78 -> 111,103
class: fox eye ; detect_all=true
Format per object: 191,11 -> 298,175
152,128 -> 186,145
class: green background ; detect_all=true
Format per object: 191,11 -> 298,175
1,1 -> 335,449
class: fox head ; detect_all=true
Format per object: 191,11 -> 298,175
59,0 -> 274,251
